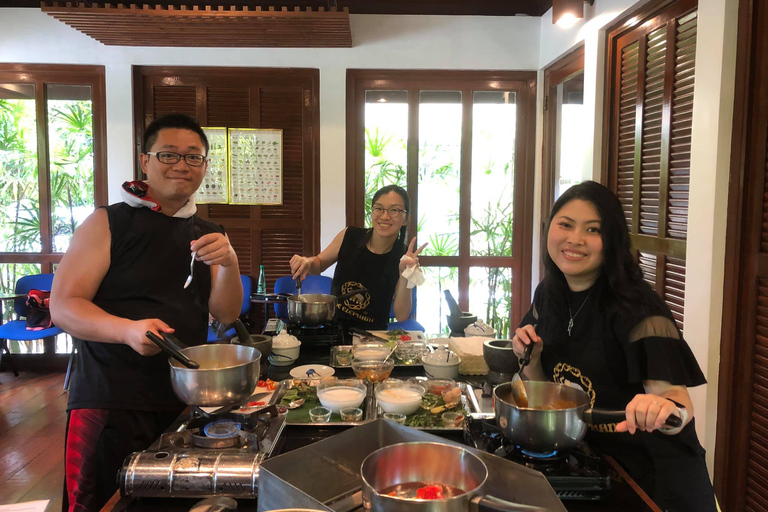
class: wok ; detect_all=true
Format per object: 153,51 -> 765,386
493,381 -> 682,453
287,288 -> 368,326
147,332 -> 261,407
360,442 -> 548,512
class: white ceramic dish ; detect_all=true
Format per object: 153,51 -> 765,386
421,351 -> 461,379
269,343 -> 301,366
352,343 -> 391,361
316,379 -> 366,414
375,381 -> 426,415
290,364 -> 335,380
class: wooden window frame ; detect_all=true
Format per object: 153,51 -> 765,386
541,43 -> 585,220
346,69 -> 537,326
0,64 -> 107,371
0,64 -> 108,270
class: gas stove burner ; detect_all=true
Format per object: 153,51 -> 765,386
520,448 -> 559,459
287,321 -> 344,344
120,404 -> 286,498
160,405 -> 280,453
464,416 -> 612,501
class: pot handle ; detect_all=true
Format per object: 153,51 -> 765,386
145,331 -> 200,369
470,495 -> 551,512
587,408 -> 683,428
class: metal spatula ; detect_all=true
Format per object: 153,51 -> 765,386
511,342 -> 534,408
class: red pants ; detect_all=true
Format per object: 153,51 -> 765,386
63,408 -> 181,512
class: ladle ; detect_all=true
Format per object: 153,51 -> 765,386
146,331 -> 200,369
510,342 -> 534,408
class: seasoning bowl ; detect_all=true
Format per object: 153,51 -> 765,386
351,358 -> 395,382
340,407 -> 364,422
395,341 -> 428,365
316,379 -> 366,414
375,380 -> 426,415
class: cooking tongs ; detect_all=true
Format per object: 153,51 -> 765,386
146,331 -> 200,369
349,327 -> 390,343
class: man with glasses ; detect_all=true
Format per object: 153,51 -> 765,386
51,113 -> 243,512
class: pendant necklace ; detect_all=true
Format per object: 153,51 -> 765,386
566,288 -> 593,336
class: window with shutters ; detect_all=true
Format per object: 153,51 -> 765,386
604,0 -> 697,329
347,70 -> 536,337
133,66 -> 320,297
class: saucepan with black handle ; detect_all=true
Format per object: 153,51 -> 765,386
494,381 -> 683,453
146,331 -> 261,407
287,288 -> 369,326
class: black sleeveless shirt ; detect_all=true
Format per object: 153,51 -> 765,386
67,203 -> 224,411
331,227 -> 405,331
521,281 -> 716,512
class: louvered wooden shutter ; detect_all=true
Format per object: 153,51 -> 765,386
134,68 -> 320,295
607,0 -> 697,330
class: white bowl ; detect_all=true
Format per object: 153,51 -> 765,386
316,379 -> 366,413
421,351 -> 461,379
269,343 -> 301,366
375,382 -> 426,415
352,343 -> 391,361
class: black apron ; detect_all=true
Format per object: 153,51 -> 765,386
524,284 -> 716,512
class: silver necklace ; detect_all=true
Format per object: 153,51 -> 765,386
566,288 -> 593,336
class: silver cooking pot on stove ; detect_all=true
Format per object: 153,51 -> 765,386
147,332 -> 261,407
360,442 -> 548,512
287,288 -> 368,326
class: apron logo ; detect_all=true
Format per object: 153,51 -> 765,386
340,281 -> 370,311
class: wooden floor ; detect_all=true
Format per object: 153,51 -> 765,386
0,371 -> 67,511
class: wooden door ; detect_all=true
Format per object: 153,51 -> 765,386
133,66 -> 320,293
603,0 -> 697,329
715,0 -> 768,508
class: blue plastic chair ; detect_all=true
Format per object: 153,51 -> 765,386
273,275 -> 332,319
207,275 -> 253,342
0,273 -> 63,376
389,287 -> 425,332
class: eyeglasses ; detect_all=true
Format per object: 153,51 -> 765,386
372,206 -> 407,219
147,151 -> 208,167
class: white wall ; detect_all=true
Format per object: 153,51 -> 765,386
0,8 -> 540,252
536,0 -> 739,475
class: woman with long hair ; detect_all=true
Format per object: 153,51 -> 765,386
512,181 -> 716,511
290,185 -> 426,333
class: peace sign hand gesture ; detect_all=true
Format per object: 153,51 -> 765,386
399,237 -> 428,273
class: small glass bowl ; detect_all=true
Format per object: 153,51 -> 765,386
441,411 -> 465,428
335,349 -> 353,366
424,378 -> 456,396
395,341 -> 428,365
340,407 -> 364,422
351,358 -> 395,382
308,406 -> 332,423
382,412 -> 407,425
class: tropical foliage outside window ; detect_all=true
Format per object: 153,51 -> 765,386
0,68 -> 105,356
361,85 -> 522,338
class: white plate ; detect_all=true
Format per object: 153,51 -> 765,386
289,364 -> 336,380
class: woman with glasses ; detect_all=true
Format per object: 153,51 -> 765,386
290,185 -> 426,334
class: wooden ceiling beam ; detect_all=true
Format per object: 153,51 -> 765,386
40,1 -> 353,47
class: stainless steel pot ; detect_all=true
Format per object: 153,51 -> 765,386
493,381 -> 680,453
147,332 -> 261,407
494,381 -> 593,452
287,288 -> 368,326
168,344 -> 261,406
360,442 -> 547,512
